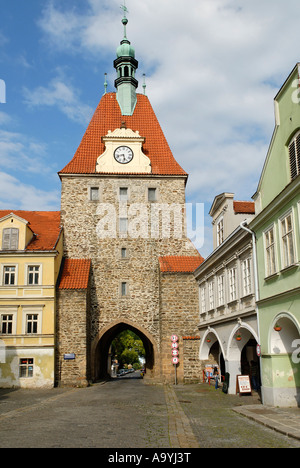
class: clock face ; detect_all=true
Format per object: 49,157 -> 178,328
114,146 -> 133,164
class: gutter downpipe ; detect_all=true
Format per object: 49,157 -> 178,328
240,220 -> 264,404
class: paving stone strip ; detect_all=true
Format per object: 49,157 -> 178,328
164,385 -> 199,448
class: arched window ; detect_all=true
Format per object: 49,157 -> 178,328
124,66 -> 129,77
288,130 -> 300,180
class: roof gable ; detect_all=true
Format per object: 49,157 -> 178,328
59,93 -> 187,177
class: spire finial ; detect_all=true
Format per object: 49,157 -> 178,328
104,73 -> 108,94
120,1 -> 129,40
143,74 -> 147,95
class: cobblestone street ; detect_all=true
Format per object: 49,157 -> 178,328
0,374 -> 299,450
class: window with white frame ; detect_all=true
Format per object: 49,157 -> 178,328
2,228 -> 19,250
19,358 -> 34,378
208,280 -> 214,310
27,265 -> 40,285
217,274 -> 224,306
264,226 -> 276,276
288,131 -> 300,180
26,314 -> 39,334
228,267 -> 237,302
216,217 -> 224,246
200,285 -> 206,313
280,211 -> 295,268
3,266 -> 16,285
242,258 -> 252,296
0,314 -> 13,334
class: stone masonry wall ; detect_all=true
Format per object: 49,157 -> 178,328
56,288 -> 90,386
159,271 -> 201,383
59,175 -> 200,382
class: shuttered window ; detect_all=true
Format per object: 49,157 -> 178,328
288,131 -> 300,180
2,228 -> 19,250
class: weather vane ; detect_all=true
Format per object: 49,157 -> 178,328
120,1 -> 129,17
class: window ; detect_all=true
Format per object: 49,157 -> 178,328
19,358 -> 34,378
200,285 -> 206,313
3,266 -> 16,285
26,314 -> 38,334
90,187 -> 99,201
119,217 -> 128,234
121,247 -> 127,258
121,282 -> 127,296
28,266 -> 40,285
242,258 -> 251,295
208,280 -> 214,310
280,211 -> 295,268
288,131 -> 300,179
217,217 -> 224,246
1,314 -> 13,334
228,267 -> 237,302
2,228 -> 19,250
148,188 -> 157,202
264,226 -> 276,276
217,274 -> 224,306
119,187 -> 128,202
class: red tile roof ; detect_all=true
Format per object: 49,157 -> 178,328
0,210 -> 61,251
233,201 -> 255,214
159,255 -> 204,273
59,93 -> 187,176
58,258 -> 91,290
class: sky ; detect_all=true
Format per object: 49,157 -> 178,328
1,0 -> 300,257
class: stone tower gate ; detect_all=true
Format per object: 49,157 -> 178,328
55,14 -> 204,387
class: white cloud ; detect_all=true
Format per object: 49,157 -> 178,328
23,75 -> 93,126
0,129 -> 55,175
0,172 -> 59,210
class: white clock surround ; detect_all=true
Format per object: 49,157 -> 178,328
96,127 -> 151,173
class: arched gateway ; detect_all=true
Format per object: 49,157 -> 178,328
92,319 -> 158,381
55,13 -> 204,387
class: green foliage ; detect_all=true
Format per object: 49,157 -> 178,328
111,330 -> 145,368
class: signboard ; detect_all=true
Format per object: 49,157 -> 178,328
171,334 -> 178,342
236,375 -> 252,395
171,341 -> 179,349
171,349 -> 179,356
172,356 -> 179,365
256,344 -> 261,357
64,353 -> 76,360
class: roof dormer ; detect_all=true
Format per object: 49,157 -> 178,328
0,213 -> 34,251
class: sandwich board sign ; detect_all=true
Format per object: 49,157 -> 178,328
236,375 -> 252,395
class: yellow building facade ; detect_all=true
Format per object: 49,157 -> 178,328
0,211 -> 62,388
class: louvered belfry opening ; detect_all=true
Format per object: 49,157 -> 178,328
288,130 -> 300,180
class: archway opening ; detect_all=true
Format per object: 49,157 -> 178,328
93,322 -> 155,381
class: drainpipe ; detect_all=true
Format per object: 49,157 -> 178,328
240,220 -> 264,404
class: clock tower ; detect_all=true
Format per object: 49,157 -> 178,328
56,9 -> 203,387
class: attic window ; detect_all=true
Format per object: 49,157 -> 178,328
2,228 -> 19,250
288,131 -> 300,180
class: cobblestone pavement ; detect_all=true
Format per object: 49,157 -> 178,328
0,374 -> 299,449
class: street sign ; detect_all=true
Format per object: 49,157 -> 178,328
256,344 -> 261,357
172,357 -> 179,365
171,341 -> 179,349
171,349 -> 179,356
171,334 -> 178,342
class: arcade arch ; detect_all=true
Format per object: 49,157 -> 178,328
199,323 -> 260,394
